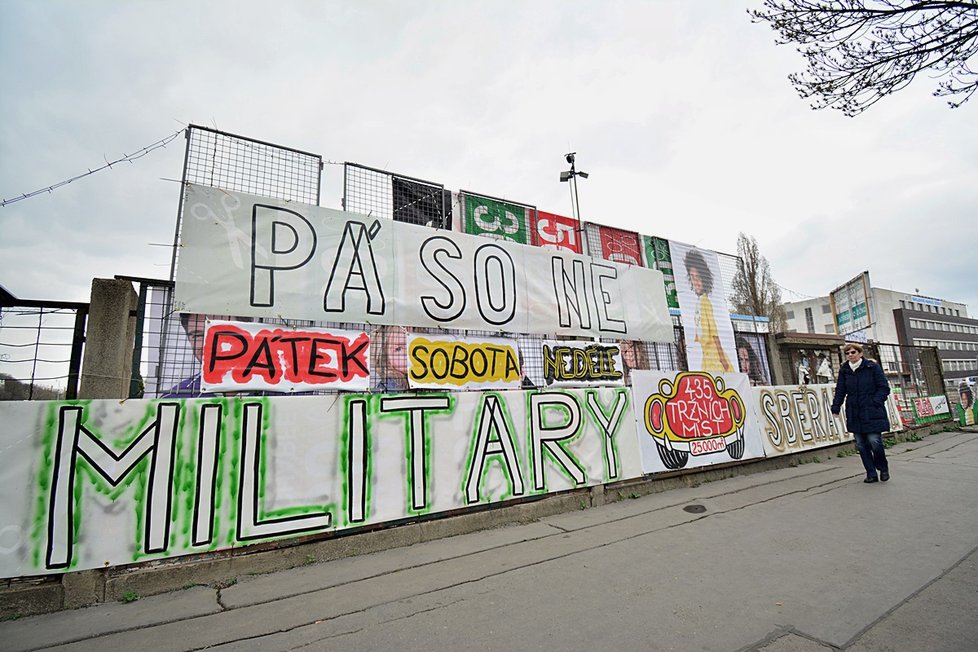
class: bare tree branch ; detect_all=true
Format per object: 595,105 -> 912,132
730,233 -> 788,332
751,1 -> 978,115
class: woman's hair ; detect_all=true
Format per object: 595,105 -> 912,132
371,325 -> 409,382
960,384 -> 975,405
843,343 -> 863,354
620,339 -> 650,370
735,335 -> 765,383
683,248 -> 714,294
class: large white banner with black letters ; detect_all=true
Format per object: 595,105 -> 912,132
0,388 -> 641,577
174,184 -> 673,341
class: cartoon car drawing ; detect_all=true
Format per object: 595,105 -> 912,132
642,372 -> 747,470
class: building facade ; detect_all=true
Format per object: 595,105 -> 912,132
784,288 -> 977,388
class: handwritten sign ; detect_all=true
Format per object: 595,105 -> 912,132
407,335 -> 522,390
631,370 -> 764,473
541,339 -> 624,387
173,184 -> 673,341
202,321 -> 370,392
0,387 -> 642,577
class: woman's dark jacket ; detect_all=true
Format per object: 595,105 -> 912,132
831,358 -> 891,433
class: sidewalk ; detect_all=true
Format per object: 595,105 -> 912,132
3,430 -> 976,651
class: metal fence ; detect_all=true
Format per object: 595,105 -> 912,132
343,163 -> 451,228
0,293 -> 87,400
773,339 -> 950,426
871,342 -> 948,426
146,126 -> 326,397
0,125 -> 746,400
169,125 -> 324,280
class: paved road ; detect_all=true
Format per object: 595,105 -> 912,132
3,430 -> 977,651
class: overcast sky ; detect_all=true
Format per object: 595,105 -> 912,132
2,0 -> 975,314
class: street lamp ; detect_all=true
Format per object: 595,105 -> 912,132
559,152 -> 588,224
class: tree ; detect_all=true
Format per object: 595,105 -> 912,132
750,1 -> 978,116
730,233 -> 788,332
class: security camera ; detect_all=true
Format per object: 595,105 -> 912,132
565,152 -> 576,165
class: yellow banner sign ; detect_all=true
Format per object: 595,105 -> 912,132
408,335 -> 522,389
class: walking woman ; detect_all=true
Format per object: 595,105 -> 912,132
831,343 -> 891,483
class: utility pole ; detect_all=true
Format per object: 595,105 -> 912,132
559,152 -> 588,225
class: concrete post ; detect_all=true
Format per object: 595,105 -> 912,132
79,278 -> 138,399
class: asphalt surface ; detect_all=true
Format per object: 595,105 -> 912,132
3,430 -> 977,652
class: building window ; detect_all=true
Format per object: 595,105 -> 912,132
786,310 -> 795,320
821,304 -> 831,314
805,307 -> 815,332
900,300 -> 906,309
824,324 -> 834,333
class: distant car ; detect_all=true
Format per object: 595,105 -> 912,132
641,372 -> 747,470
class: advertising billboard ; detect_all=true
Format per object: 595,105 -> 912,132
830,271 -> 873,336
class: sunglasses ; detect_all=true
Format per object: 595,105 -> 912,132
845,350 -> 860,355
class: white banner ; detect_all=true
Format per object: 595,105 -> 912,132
0,388 -> 642,578
174,184 -> 673,341
669,241 -> 738,374
631,370 -> 766,473
754,383 -> 853,457
912,394 -> 950,418
756,382 -> 904,457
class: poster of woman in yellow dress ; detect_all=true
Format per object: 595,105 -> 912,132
670,242 -> 737,374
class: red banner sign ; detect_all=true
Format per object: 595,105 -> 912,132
535,210 -> 582,253
202,321 -> 370,392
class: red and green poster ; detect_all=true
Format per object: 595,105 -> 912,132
462,193 -> 530,244
534,210 -> 582,253
643,235 -> 679,310
591,224 -> 643,266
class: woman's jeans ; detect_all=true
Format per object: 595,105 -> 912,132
854,432 -> 888,478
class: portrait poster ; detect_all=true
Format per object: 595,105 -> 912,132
734,332 -> 772,386
371,325 -> 410,392
669,241 -> 738,374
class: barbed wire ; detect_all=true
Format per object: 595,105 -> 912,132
1,128 -> 184,208
776,283 -> 821,301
